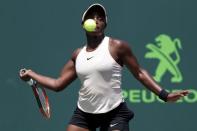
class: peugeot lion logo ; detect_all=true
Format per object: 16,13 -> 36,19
145,34 -> 183,83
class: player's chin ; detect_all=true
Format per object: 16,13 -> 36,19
86,31 -> 103,36
87,29 -> 104,35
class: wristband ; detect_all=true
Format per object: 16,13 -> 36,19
159,89 -> 169,102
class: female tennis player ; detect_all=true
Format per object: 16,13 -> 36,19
19,3 -> 189,131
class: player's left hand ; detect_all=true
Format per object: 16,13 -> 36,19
167,90 -> 190,102
19,68 -> 32,81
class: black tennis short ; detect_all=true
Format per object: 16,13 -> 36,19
69,102 -> 134,131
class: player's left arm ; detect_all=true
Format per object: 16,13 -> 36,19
116,40 -> 189,102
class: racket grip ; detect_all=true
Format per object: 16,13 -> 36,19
26,79 -> 35,86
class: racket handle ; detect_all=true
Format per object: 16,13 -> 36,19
20,68 -> 36,86
26,79 -> 35,86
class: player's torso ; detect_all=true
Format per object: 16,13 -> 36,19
75,36 -> 124,113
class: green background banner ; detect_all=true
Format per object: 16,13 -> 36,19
0,0 -> 196,131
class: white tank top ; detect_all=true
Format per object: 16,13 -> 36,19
75,36 -> 124,114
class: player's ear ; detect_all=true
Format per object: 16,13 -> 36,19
81,21 -> 84,25
81,21 -> 85,29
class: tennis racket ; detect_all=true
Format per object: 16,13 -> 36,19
20,69 -> 51,119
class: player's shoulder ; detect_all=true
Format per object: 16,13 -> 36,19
71,48 -> 82,61
109,37 -> 131,50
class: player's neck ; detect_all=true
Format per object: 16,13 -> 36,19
86,34 -> 105,49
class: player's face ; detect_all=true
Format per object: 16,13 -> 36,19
84,11 -> 106,34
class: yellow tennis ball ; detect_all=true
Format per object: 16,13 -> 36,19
83,19 -> 96,32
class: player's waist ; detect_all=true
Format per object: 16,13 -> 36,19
77,93 -> 124,114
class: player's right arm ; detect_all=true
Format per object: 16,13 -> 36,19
19,49 -> 81,92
